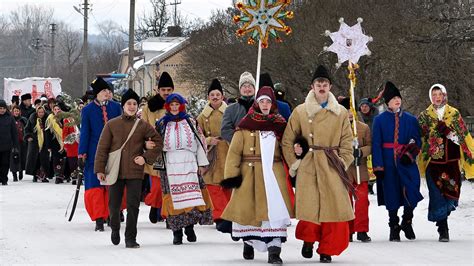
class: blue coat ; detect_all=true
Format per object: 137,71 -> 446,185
277,100 -> 291,121
372,110 -> 423,211
79,100 -> 122,189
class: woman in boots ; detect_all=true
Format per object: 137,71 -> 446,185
24,106 -> 50,182
45,105 -> 66,184
221,86 -> 294,264
10,106 -> 28,182
95,89 -> 162,248
156,93 -> 213,245
418,84 -> 474,242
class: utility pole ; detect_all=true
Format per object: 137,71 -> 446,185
169,0 -> 181,26
49,23 -> 57,76
128,0 -> 136,89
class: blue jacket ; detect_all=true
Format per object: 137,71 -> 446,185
79,100 -> 122,189
372,109 -> 423,210
277,100 -> 291,121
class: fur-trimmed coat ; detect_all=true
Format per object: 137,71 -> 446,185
196,102 -> 229,185
221,129 -> 295,227
140,95 -> 166,176
282,91 -> 355,224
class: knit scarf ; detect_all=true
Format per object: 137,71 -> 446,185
46,113 -> 64,151
237,106 -> 286,140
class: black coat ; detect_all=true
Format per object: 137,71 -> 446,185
0,112 -> 19,152
19,103 -> 35,120
24,113 -> 49,175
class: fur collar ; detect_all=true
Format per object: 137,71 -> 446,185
201,101 -> 227,118
304,91 -> 342,118
147,94 -> 166,112
238,97 -> 254,112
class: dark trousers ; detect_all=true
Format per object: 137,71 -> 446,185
109,178 -> 142,242
388,207 -> 414,227
0,150 -> 11,184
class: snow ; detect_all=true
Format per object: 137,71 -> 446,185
1,173 -> 473,265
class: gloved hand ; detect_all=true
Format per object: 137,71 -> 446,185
436,121 -> 451,137
374,170 -> 384,180
78,156 -> 86,169
400,154 -> 412,165
353,148 -> 363,166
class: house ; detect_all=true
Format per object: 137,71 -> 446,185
118,36 -> 190,97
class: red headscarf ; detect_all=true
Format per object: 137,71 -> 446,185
237,86 -> 287,140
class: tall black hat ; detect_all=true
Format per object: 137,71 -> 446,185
121,89 -> 140,107
208,79 -> 223,95
311,65 -> 331,84
90,77 -> 112,96
259,73 -> 274,89
383,81 -> 402,104
157,72 -> 174,89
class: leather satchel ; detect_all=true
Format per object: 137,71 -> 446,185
100,119 -> 140,186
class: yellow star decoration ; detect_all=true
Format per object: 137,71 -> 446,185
233,0 -> 294,48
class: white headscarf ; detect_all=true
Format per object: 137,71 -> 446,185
429,83 -> 447,120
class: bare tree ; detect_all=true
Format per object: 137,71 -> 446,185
136,0 -> 170,41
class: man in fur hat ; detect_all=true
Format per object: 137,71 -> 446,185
142,71 -> 174,224
19,93 -> 35,119
282,65 -> 354,263
372,81 -> 423,242
418,84 -> 474,242
197,79 -> 230,228
78,77 -> 122,231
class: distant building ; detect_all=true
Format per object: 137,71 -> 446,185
118,36 -> 190,97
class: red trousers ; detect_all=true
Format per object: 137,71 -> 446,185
295,220 -> 349,256
84,187 -> 126,221
144,175 -> 163,208
349,181 -> 369,233
207,185 -> 232,221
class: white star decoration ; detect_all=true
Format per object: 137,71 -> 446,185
324,18 -> 373,67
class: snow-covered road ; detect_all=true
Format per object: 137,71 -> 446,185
1,173 -> 473,265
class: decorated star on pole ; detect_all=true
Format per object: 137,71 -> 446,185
234,0 -> 294,48
323,17 -> 373,67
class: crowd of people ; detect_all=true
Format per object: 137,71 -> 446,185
1,64 -> 473,264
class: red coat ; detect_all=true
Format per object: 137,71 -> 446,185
62,118 -> 79,157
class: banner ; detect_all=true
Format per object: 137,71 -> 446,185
3,77 -> 62,103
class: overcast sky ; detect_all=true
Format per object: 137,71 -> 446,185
1,0 -> 233,34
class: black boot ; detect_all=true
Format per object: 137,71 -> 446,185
356,232 -> 372,242
55,177 -> 63,184
41,178 -> 49,183
33,176 -> 38,182
437,219 -> 449,242
149,207 -> 158,224
389,224 -> 401,242
19,171 -> 23,180
267,246 -> 283,264
243,242 -> 254,260
349,233 -> 353,242
95,218 -> 105,232
125,240 -> 140,248
184,225 -> 197,242
111,230 -> 120,245
120,211 -> 125,222
301,242 -> 313,258
13,172 -> 18,182
368,183 -> 374,195
401,219 -> 416,240
173,229 -> 183,245
320,254 -> 332,263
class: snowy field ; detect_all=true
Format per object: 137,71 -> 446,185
1,172 -> 473,265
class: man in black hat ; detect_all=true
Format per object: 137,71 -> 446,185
20,93 -> 35,119
282,65 -> 355,263
78,77 -> 122,231
197,78 -> 231,228
371,81 -> 423,242
11,95 -> 20,108
142,71 -> 174,224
